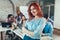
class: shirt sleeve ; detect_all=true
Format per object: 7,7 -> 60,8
42,22 -> 53,37
24,20 -> 28,30
47,23 -> 53,37
34,18 -> 46,38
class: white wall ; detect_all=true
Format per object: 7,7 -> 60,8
11,0 -> 30,16
54,0 -> 60,29
11,0 -> 30,6
0,0 -> 13,21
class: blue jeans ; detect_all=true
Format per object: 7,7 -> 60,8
23,35 -> 40,40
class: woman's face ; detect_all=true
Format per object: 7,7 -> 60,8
30,6 -> 38,16
17,10 -> 20,15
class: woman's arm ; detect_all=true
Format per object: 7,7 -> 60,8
22,18 -> 46,37
34,18 -> 46,36
22,27 -> 34,36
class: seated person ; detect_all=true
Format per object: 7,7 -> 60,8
15,7 -> 26,29
15,7 -> 24,28
6,14 -> 16,29
21,15 -> 27,27
6,14 -> 18,40
6,14 -> 16,23
43,14 -> 53,37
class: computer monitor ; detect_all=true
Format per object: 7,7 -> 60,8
1,22 -> 12,28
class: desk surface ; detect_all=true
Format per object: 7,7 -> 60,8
0,26 -> 10,32
0,26 -> 52,40
11,28 -> 25,39
0,26 -> 24,39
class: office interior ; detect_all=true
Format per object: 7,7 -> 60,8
0,0 -> 60,40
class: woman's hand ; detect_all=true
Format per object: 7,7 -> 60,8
22,27 -> 34,36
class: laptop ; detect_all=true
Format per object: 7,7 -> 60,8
1,22 -> 11,28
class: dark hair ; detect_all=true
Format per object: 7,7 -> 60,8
44,14 -> 48,19
7,14 -> 14,19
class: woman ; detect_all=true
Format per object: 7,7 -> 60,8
22,2 -> 46,40
15,7 -> 24,28
16,7 -> 23,24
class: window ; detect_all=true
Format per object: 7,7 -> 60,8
41,0 -> 55,21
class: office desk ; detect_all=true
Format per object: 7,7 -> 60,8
0,26 -> 10,40
0,26 -> 52,40
0,26 -> 24,40
11,28 -> 25,39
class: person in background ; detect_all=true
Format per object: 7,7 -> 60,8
6,14 -> 16,23
15,7 -> 24,28
6,14 -> 22,40
21,15 -> 27,27
6,14 -> 17,29
22,2 -> 46,40
6,14 -> 16,40
43,14 -> 53,37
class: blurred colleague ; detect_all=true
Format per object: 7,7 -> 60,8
43,14 -> 53,37
6,14 -> 18,28
6,14 -> 16,24
15,7 -> 24,28
21,15 -> 27,27
6,14 -> 16,40
22,2 -> 46,40
6,14 -> 16,28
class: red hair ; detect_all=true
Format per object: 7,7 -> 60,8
28,2 -> 43,20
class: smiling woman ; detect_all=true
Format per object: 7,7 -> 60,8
22,2 -> 46,40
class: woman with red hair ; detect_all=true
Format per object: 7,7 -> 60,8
22,2 -> 46,40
